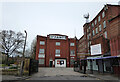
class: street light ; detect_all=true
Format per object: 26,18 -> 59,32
23,30 -> 27,59
20,30 -> 27,76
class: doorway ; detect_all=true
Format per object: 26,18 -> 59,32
50,61 -> 53,67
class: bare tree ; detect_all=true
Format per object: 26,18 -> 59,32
30,37 -> 36,59
24,48 -> 31,57
0,30 -> 25,65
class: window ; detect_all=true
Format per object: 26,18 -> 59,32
87,35 -> 89,40
104,31 -> 107,38
38,54 -> 45,58
103,21 -> 106,28
70,50 -> 75,56
89,33 -> 91,38
70,58 -> 75,65
87,28 -> 89,33
39,59 -> 44,64
98,16 -> 101,22
92,23 -> 94,27
70,43 -> 74,46
90,41 -> 91,45
92,30 -> 95,36
55,49 -> 60,57
89,26 -> 90,29
99,24 -> 102,31
40,41 -> 45,45
95,20 -> 97,25
39,49 -> 44,54
56,42 -> 60,46
102,11 -> 105,18
96,27 -> 98,34
88,42 -> 89,47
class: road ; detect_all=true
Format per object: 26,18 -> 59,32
2,67 -> 119,81
27,67 -> 100,80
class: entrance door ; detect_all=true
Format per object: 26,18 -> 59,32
98,60 -> 104,73
50,61 -> 53,67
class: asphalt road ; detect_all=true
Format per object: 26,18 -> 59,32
26,67 -> 100,80
2,67 -> 119,82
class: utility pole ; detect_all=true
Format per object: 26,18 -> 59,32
20,30 -> 27,76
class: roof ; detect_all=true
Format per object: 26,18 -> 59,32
83,4 -> 120,26
48,34 -> 68,37
87,56 -> 117,60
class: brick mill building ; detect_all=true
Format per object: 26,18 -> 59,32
36,34 -> 78,67
78,4 -> 120,74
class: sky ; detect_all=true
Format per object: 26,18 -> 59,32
0,0 -> 120,49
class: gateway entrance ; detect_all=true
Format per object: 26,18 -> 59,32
55,59 -> 66,67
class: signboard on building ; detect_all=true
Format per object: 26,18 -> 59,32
49,35 -> 66,40
55,59 -> 66,67
90,44 -> 102,55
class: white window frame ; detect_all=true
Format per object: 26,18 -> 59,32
70,43 -> 75,46
56,42 -> 60,46
40,41 -> 45,45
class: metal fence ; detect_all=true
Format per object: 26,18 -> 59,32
29,59 -> 38,76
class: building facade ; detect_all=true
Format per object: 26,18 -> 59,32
82,4 -> 120,55
36,34 -> 77,67
78,4 -> 120,74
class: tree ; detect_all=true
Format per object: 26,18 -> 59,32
0,30 -> 25,65
30,37 -> 36,59
24,48 -> 31,58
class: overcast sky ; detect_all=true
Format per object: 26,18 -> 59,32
0,0 -> 119,49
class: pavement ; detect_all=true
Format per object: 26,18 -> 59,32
1,67 -> 120,81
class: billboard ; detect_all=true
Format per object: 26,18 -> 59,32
90,44 -> 102,55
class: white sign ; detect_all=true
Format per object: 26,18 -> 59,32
90,44 -> 102,55
49,35 -> 66,40
55,59 -> 66,67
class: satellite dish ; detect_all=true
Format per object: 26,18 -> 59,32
84,13 -> 89,19
83,13 -> 89,23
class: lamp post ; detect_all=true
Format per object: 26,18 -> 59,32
23,30 -> 27,59
20,30 -> 27,76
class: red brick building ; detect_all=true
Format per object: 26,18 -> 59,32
79,4 -> 120,56
109,14 -> 120,56
78,4 -> 120,74
36,34 -> 77,67
77,35 -> 90,59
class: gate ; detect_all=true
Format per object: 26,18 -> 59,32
29,59 -> 38,75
